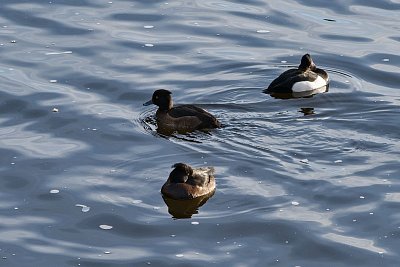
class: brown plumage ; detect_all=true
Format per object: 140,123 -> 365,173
161,163 -> 216,200
143,89 -> 220,134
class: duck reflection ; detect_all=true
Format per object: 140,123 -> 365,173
299,107 -> 315,116
162,190 -> 215,219
161,163 -> 216,219
265,85 -> 329,99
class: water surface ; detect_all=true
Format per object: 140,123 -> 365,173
1,0 -> 400,266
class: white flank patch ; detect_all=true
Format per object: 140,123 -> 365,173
292,75 -> 327,92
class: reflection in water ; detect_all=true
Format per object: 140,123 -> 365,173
265,85 -> 329,99
299,107 -> 315,116
139,114 -> 207,143
162,190 -> 215,219
1,0 -> 400,266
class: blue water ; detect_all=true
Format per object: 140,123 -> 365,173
1,0 -> 400,266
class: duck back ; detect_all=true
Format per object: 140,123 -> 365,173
161,165 -> 216,200
156,104 -> 220,134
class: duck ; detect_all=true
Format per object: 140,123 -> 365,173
143,89 -> 221,134
264,54 -> 329,94
161,163 -> 216,200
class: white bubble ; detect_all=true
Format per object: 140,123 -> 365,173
300,159 -> 309,164
291,201 -> 300,206
75,204 -> 90,213
99,224 -> 113,230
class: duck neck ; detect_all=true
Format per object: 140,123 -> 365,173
159,100 -> 173,111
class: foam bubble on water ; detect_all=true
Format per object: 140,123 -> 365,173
99,224 -> 113,230
291,201 -> 300,206
45,51 -> 72,55
132,200 -> 143,204
191,221 -> 199,225
49,80 -> 57,83
334,160 -> 342,163
359,196 -> 365,199
382,58 -> 389,62
144,43 -> 154,47
175,254 -> 184,258
256,30 -> 270,33
144,25 -> 154,29
300,159 -> 309,164
50,189 -> 60,194
75,204 -> 90,212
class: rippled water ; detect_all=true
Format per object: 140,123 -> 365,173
1,0 -> 400,266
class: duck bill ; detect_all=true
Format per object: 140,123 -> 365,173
143,99 -> 153,106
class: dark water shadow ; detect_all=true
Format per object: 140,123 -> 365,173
0,6 -> 96,36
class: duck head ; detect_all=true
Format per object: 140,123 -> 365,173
143,89 -> 173,110
168,163 -> 193,183
299,54 -> 316,71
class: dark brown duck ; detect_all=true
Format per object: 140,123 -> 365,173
161,163 -> 216,200
143,89 -> 220,134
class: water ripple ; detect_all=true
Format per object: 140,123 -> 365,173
1,0 -> 400,266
